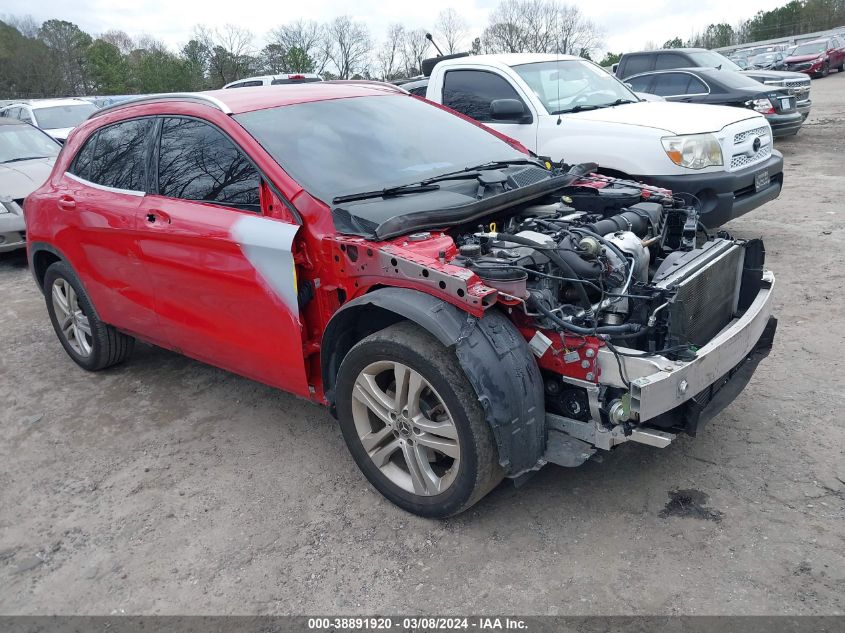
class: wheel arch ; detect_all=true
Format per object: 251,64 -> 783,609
29,242 -> 67,293
322,287 -> 546,476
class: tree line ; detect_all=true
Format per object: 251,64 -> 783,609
0,0 -> 601,99
599,0 -> 845,66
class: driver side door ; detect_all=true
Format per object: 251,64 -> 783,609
138,116 -> 309,397
440,69 -> 538,151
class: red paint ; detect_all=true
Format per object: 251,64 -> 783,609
26,85 -> 637,408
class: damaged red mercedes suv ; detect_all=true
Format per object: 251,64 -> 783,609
25,83 -> 777,517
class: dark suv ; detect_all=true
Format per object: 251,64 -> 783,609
616,48 -> 813,121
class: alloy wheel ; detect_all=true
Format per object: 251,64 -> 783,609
52,278 -> 93,357
350,360 -> 460,496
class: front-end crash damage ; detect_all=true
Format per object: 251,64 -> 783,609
323,165 -> 777,476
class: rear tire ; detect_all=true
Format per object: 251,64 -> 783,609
335,321 -> 503,517
43,261 -> 134,371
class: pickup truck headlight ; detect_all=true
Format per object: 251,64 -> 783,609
661,134 -> 723,169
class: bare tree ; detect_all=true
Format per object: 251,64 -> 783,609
435,9 -> 467,54
481,0 -> 602,57
401,28 -> 430,76
4,14 -> 40,38
554,5 -> 602,56
325,15 -> 371,79
193,24 -> 256,86
376,24 -> 405,80
266,19 -> 329,74
100,29 -> 135,55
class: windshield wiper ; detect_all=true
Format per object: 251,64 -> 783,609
420,158 -> 542,185
551,104 -> 602,114
333,183 -> 440,204
1,156 -> 50,164
332,159 -> 541,204
605,98 -> 638,107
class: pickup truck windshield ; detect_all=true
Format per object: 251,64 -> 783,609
512,60 -> 638,114
235,94 -> 525,204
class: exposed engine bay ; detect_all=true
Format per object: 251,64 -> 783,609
450,177 -> 766,360
329,166 -> 777,470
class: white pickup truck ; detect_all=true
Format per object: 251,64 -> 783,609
407,53 -> 783,227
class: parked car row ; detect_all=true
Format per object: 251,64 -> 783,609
729,36 -> 845,78
21,78 -> 779,516
0,98 -> 98,143
0,118 -> 61,252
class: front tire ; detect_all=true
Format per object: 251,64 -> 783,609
335,321 -> 503,517
43,261 -> 135,371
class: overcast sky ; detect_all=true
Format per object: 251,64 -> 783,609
3,0 -> 786,55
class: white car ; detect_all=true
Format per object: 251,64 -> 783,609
0,98 -> 98,143
223,73 -> 322,89
424,53 -> 782,226
0,118 -> 61,251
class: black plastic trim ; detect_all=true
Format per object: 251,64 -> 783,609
321,287 -> 546,476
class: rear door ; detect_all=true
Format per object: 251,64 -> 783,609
139,116 -> 309,395
60,117 -> 161,338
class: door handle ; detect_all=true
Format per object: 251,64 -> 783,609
145,209 -> 171,224
57,196 -> 76,211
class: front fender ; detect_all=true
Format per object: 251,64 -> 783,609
322,287 -> 546,476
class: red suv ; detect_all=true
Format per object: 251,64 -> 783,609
25,85 -> 777,517
784,37 -> 845,77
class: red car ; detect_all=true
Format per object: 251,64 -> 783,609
25,85 -> 777,517
784,36 -> 845,77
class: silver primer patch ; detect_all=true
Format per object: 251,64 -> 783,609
231,216 -> 300,317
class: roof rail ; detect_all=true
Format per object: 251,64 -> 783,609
89,93 -> 232,119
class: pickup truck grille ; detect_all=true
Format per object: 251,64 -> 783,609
733,125 -> 768,145
723,121 -> 772,172
731,143 -> 772,170
784,78 -> 811,101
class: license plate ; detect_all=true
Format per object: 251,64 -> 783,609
780,97 -> 792,110
755,170 -> 769,192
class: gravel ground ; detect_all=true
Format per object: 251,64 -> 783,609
1,74 -> 843,616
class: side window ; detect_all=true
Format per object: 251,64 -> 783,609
442,70 -> 525,122
19,108 -> 33,124
408,85 -> 428,97
651,73 -> 692,97
620,54 -> 652,77
654,53 -> 691,70
686,76 -> 708,94
626,75 -> 653,93
157,117 -> 260,212
6,107 -> 21,120
237,80 -> 263,87
88,118 -> 153,191
68,131 -> 98,180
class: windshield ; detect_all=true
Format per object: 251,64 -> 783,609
235,94 -> 525,203
33,103 -> 97,129
512,60 -> 637,114
751,53 -> 778,64
0,124 -> 60,163
686,50 -> 743,72
792,42 -> 827,56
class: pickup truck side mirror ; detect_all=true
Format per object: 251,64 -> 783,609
490,99 -> 531,123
